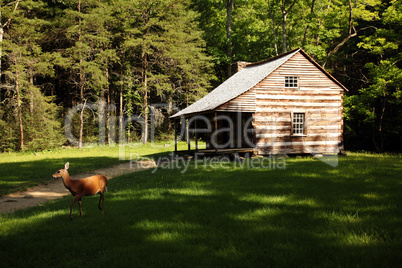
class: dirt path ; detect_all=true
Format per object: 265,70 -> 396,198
0,160 -> 156,215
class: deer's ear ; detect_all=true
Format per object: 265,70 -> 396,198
65,162 -> 70,170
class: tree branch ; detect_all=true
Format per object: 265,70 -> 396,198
1,0 -> 21,28
323,0 -> 357,67
286,0 -> 298,15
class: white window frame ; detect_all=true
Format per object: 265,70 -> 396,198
291,112 -> 306,136
285,76 -> 298,88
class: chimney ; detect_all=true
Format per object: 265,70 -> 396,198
236,61 -> 251,72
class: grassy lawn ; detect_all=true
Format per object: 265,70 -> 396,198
0,152 -> 401,267
0,142 -> 180,196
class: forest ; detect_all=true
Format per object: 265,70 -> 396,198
0,0 -> 400,153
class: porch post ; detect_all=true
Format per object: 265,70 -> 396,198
214,112 -> 218,151
174,119 -> 178,152
187,118 -> 190,151
237,110 -> 242,148
195,118 -> 198,151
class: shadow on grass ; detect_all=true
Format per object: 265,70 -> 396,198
0,156 -> 121,196
0,155 -> 401,267
0,148 -> 174,196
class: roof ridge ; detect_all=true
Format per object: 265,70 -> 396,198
245,48 -> 300,68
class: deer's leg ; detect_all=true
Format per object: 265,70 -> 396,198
70,195 -> 82,220
102,194 -> 104,214
79,198 -> 82,216
99,193 -> 104,214
98,194 -> 102,210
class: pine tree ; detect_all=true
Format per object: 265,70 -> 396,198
1,0 -> 65,151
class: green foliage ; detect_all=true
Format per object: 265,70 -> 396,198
344,0 -> 401,152
0,0 -> 214,151
0,0 -> 400,152
0,0 -> 66,151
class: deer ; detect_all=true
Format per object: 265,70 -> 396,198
52,162 -> 107,220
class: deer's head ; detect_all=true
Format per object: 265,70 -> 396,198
52,162 -> 69,179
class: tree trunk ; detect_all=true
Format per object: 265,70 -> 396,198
167,96 -> 173,132
281,12 -> 287,53
99,80 -> 106,146
378,98 -> 386,153
15,54 -> 24,150
79,97 -> 84,148
79,99 -> 87,149
0,1 -> 21,82
302,0 -> 315,48
30,68 -> 34,113
185,80 -> 189,107
225,0 -> 234,78
142,49 -> 148,144
99,48 -> 106,147
268,0 -> 278,56
119,63 -> 124,143
371,106 -> 380,152
142,10 -> 149,145
78,0 -> 84,149
106,66 -> 111,146
280,0 -> 297,53
0,25 -> 3,82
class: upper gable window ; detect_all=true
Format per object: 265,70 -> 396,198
285,76 -> 298,88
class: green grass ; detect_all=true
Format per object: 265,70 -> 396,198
0,142 -> 183,196
0,152 -> 401,267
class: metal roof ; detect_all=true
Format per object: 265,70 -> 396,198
171,48 -> 346,118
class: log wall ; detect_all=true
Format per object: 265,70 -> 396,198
216,89 -> 256,113
252,51 -> 344,154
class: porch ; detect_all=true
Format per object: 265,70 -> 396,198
172,111 -> 255,156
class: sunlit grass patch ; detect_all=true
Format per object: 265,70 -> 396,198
135,219 -> 201,243
230,206 -> 279,222
167,188 -> 215,197
239,193 -> 289,204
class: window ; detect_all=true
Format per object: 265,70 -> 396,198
285,76 -> 298,88
292,113 -> 305,135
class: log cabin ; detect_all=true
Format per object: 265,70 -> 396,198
171,48 -> 347,156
